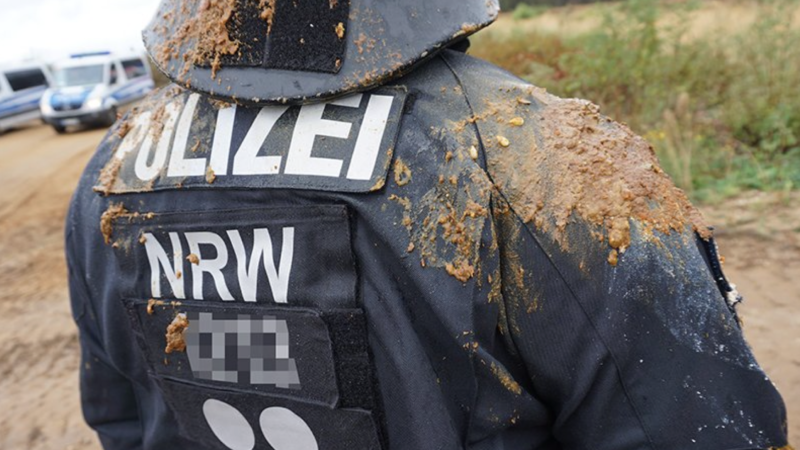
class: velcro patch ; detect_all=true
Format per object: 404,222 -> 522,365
126,299 -> 340,406
111,205 -> 357,309
124,300 -> 384,448
219,0 -> 268,68
266,0 -> 351,73
97,87 -> 405,195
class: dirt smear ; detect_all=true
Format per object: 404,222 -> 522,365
99,203 -> 128,245
490,362 -> 522,395
205,166 -> 217,184
94,87 -> 187,195
94,155 -> 123,196
473,85 -> 709,261
393,157 -> 412,186
259,0 -> 276,33
389,131 -> 493,282
164,313 -> 189,354
147,299 -> 165,315
99,203 -> 156,247
154,0 -> 274,80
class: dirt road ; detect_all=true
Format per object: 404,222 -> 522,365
0,124 -> 106,450
0,123 -> 796,449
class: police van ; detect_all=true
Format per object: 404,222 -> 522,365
41,52 -> 155,133
0,63 -> 53,133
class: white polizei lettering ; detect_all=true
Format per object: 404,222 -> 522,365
167,93 -> 206,177
330,93 -> 363,108
346,95 -> 395,180
186,232 -> 234,301
283,95 -> 362,177
227,228 -> 295,303
144,232 -> 185,299
115,111 -> 152,160
209,105 -> 237,176
135,101 -> 181,181
232,106 -> 290,176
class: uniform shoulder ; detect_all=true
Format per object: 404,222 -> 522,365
443,52 -> 709,258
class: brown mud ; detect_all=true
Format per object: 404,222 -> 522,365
99,203 -> 127,244
153,0 -> 273,81
0,124 -> 797,448
469,87 -> 709,263
187,253 -> 200,265
490,362 -> 523,396
165,313 -> 189,354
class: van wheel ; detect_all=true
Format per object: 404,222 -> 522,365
53,124 -> 67,134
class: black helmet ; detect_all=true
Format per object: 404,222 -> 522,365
143,0 -> 499,106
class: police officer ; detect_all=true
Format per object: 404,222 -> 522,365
66,0 -> 789,449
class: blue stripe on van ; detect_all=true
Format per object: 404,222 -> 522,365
0,86 -> 47,118
50,88 -> 92,111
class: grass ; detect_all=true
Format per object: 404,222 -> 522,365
470,0 -> 800,203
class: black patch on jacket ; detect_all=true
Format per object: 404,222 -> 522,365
266,0 -> 351,73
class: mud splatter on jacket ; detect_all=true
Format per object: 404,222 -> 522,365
67,50 -> 788,449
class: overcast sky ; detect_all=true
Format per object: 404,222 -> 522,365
0,0 -> 162,66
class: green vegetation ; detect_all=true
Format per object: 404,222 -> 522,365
500,0 -> 611,9
471,0 -> 800,203
512,4 -> 549,20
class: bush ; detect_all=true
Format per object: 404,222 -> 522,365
471,0 -> 800,202
512,3 -> 547,20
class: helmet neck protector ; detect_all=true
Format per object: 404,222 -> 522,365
144,0 -> 499,106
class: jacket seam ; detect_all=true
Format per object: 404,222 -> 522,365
438,52 -> 525,360
440,51 -> 659,450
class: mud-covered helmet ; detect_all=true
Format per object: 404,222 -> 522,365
143,0 -> 499,106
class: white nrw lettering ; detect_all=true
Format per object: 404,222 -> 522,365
227,228 -> 295,304
185,232 -> 234,301
144,232 -> 185,299
144,228 -> 295,303
264,227 -> 294,304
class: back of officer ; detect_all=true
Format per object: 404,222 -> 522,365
66,1 -> 789,449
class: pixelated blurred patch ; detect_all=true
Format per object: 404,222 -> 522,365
185,311 -> 301,389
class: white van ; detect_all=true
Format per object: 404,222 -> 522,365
0,63 -> 53,133
41,52 -> 155,133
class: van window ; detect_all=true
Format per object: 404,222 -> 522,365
54,65 -> 105,87
5,68 -> 48,92
121,59 -> 148,79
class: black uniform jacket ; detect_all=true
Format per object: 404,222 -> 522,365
66,50 -> 788,450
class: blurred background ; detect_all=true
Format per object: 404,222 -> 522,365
0,0 -> 796,448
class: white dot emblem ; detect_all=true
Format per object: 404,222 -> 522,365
259,407 -> 319,450
202,399 -> 255,450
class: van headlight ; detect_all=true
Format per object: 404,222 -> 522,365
85,97 -> 104,110
40,100 -> 54,115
